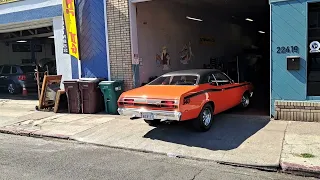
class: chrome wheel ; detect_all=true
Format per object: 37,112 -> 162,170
193,103 -> 214,132
202,108 -> 212,127
241,94 -> 250,108
8,84 -> 15,94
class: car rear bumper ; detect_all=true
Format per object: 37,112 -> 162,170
117,108 -> 182,121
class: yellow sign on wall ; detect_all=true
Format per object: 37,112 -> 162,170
0,0 -> 21,5
62,0 -> 80,60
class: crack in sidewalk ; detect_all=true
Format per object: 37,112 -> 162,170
191,168 -> 204,180
279,122 -> 290,163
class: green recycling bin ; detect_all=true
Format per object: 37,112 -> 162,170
99,80 -> 124,114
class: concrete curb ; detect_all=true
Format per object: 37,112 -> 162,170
281,162 -> 320,178
0,127 -> 72,140
71,139 -> 280,173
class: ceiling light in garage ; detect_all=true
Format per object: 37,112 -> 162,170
258,31 -> 266,34
186,16 -> 203,22
245,18 -> 254,22
16,40 -> 27,43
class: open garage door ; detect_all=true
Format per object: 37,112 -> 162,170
0,18 -> 53,33
134,0 -> 270,116
0,19 -> 56,98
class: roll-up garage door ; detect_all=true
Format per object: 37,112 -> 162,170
0,18 -> 53,33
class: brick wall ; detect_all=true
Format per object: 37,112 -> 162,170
106,0 -> 133,90
275,100 -> 320,122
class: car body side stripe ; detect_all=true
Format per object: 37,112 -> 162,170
184,83 -> 251,100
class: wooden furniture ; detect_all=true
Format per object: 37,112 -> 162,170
54,90 -> 67,113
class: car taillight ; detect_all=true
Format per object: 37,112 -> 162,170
18,75 -> 26,81
124,99 -> 134,104
161,101 -> 176,108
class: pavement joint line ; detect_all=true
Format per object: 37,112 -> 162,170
72,118 -> 116,137
51,114 -> 92,124
279,122 -> 289,163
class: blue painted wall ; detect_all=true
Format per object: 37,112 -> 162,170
0,5 -> 62,24
76,0 -> 109,79
270,0 -> 320,115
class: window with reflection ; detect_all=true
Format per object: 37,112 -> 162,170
308,3 -> 320,95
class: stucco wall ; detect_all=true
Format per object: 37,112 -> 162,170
270,0 -> 308,115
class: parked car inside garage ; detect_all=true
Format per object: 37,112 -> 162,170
0,64 -> 42,94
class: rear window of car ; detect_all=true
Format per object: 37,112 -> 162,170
149,75 -> 198,85
20,66 -> 36,73
11,67 -> 17,74
1,66 -> 11,74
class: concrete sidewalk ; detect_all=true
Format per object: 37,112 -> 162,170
281,121 -> 320,177
0,99 -> 319,177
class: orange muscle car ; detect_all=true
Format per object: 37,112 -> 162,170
117,69 -> 253,131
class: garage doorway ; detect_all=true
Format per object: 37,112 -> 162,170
0,22 -> 57,99
132,0 -> 270,116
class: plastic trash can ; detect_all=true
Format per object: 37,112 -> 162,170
78,78 -> 104,114
63,80 -> 81,113
99,80 -> 124,114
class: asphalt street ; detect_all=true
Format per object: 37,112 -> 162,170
0,134 -> 315,180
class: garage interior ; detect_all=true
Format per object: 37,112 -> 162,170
0,20 -> 56,97
136,0 -> 270,116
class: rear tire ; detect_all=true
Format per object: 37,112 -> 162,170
7,83 -> 17,94
193,103 -> 214,132
144,119 -> 161,127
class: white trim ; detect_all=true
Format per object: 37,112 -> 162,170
0,0 -> 62,15
78,56 -> 81,78
306,2 -> 309,98
129,2 -> 138,87
129,0 -> 151,87
104,0 -> 111,80
0,18 -> 54,33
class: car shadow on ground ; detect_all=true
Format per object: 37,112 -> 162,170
143,114 -> 270,151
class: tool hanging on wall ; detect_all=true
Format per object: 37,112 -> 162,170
236,56 -> 240,83
210,57 -> 223,70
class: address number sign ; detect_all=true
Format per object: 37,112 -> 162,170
276,46 -> 299,54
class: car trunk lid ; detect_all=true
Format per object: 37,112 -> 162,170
122,85 -> 197,99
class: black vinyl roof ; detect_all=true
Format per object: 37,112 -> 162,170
163,69 -> 220,77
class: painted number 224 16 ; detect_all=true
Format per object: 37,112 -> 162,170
276,46 -> 299,54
